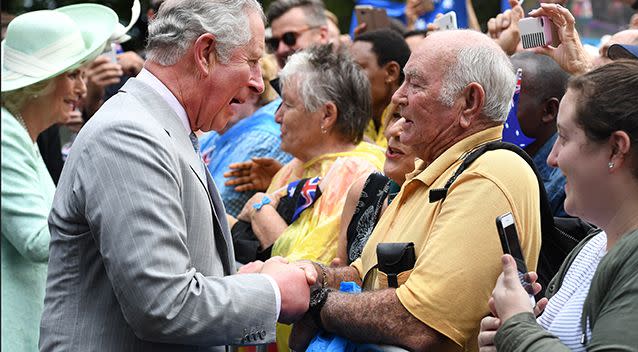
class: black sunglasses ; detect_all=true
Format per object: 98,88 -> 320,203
266,26 -> 319,52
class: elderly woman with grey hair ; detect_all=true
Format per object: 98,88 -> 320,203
237,44 -> 385,266
1,4 -> 117,351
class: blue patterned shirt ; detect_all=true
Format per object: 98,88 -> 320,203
533,133 -> 568,217
199,99 -> 292,217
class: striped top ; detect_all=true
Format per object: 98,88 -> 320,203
537,231 -> 607,351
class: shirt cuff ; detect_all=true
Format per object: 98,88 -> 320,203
262,274 -> 281,321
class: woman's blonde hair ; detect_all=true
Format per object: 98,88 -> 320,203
1,78 -> 55,117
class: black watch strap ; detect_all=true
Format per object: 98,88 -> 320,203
308,288 -> 330,330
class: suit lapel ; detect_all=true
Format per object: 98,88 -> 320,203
119,78 -> 233,272
205,169 -> 233,275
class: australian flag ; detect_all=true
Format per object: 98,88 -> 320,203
287,176 -> 322,223
502,68 -> 535,148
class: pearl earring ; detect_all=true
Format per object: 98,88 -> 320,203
608,162 -> 615,169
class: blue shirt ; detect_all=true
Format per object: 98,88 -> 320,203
199,99 -> 292,217
533,133 -> 568,217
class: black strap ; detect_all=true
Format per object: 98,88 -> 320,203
428,141 -> 560,293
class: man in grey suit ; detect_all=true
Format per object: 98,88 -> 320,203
40,0 -> 312,350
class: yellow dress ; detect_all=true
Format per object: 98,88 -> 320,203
267,142 -> 384,352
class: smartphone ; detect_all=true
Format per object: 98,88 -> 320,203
495,212 -> 536,308
433,11 -> 458,31
102,42 -> 118,63
519,16 -> 561,49
355,5 -> 391,32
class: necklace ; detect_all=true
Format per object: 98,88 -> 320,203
14,113 -> 29,132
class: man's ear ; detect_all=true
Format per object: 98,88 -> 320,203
541,97 -> 560,124
321,101 -> 338,132
384,61 -> 401,86
318,25 -> 330,44
193,33 -> 217,76
459,82 -> 485,128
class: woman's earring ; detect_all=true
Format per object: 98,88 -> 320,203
608,162 -> 615,169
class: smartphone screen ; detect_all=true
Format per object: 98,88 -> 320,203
496,212 -> 536,306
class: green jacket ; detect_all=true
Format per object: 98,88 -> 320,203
1,108 -> 55,352
495,228 -> 638,352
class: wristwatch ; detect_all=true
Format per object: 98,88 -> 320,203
308,287 -> 330,330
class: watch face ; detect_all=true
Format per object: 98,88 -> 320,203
309,287 -> 327,308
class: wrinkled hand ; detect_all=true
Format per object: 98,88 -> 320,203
117,51 -> 144,76
260,258 -> 315,324
528,3 -> 592,75
84,55 -> 123,117
224,157 -> 282,192
236,188 -> 286,223
238,260 -> 265,274
238,256 -> 289,274
289,313 -> 320,351
87,55 -> 123,90
293,260 -> 323,291
478,316 -> 500,352
489,255 -> 539,323
237,192 -> 269,222
405,0 -> 434,30
487,0 -> 525,55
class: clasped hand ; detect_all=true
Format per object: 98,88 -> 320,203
238,257 -> 319,324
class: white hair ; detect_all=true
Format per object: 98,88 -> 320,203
439,45 -> 516,122
278,45 -> 372,144
146,0 -> 264,66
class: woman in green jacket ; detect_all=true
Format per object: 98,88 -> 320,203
1,5 -> 117,351
477,60 -> 638,351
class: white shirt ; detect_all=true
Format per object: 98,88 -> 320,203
135,68 -> 282,318
537,231 -> 607,351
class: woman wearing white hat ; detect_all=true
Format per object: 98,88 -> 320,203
1,4 -> 117,351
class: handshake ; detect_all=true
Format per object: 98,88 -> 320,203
238,256 -> 322,324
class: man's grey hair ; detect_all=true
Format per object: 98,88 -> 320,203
146,0 -> 264,66
266,0 -> 326,27
439,44 -> 516,123
279,44 -> 371,144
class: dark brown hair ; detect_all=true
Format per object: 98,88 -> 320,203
568,59 -> 638,177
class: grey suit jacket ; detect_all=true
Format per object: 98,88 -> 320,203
40,78 -> 278,351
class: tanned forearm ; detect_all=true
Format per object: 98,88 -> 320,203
322,265 -> 362,288
321,289 -> 444,351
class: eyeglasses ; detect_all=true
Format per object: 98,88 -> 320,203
266,26 -> 319,52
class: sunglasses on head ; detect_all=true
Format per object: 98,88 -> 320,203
266,26 -> 319,52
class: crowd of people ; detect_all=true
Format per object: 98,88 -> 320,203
1,0 -> 637,351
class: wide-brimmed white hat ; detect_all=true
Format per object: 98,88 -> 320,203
1,4 -> 118,92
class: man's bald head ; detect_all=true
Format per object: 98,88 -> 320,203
411,30 -> 515,122
596,29 -> 638,66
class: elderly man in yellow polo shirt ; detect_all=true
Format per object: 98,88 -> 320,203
284,29 -> 542,352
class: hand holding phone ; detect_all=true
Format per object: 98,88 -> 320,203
355,5 -> 391,32
495,212 -> 536,308
519,16 -> 560,49
433,11 -> 458,31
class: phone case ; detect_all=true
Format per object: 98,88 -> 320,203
434,11 -> 458,31
519,16 -> 554,49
